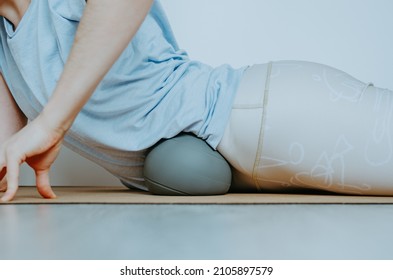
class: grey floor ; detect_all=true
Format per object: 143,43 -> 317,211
0,204 -> 393,260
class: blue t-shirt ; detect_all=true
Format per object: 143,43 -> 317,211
0,0 -> 245,189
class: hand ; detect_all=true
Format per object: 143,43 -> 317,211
0,116 -> 65,202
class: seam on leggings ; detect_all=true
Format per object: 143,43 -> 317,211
252,61 -> 272,191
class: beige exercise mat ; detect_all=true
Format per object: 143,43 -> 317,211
1,186 -> 393,204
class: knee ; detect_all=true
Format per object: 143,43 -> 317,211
143,134 -> 232,195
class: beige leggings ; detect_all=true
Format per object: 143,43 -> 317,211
218,61 -> 393,195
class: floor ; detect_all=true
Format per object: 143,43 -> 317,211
1,204 -> 393,260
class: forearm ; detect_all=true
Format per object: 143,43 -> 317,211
40,0 -> 153,133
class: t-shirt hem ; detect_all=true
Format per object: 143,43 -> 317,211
205,66 -> 248,149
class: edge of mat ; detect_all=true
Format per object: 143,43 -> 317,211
2,186 -> 393,205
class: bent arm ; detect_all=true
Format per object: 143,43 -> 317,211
41,0 -> 154,133
0,0 -> 153,201
0,74 -> 27,145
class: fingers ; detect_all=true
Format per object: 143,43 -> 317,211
0,166 -> 57,201
0,146 -> 17,201
0,155 -> 20,202
35,169 -> 56,199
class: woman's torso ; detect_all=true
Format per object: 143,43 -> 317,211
0,0 -> 245,189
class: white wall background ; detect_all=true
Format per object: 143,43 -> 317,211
19,0 -> 393,186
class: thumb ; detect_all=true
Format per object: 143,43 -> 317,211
36,169 -> 56,199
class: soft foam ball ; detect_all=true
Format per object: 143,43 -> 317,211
144,134 -> 232,195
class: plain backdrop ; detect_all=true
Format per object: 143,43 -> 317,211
19,0 -> 393,186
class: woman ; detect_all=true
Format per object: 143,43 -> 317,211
0,0 -> 392,202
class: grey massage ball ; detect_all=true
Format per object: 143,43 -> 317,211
143,134 -> 232,195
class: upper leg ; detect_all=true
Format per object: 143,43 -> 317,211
218,60 -> 393,195
257,61 -> 393,195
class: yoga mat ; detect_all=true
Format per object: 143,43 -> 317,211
1,186 -> 393,204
